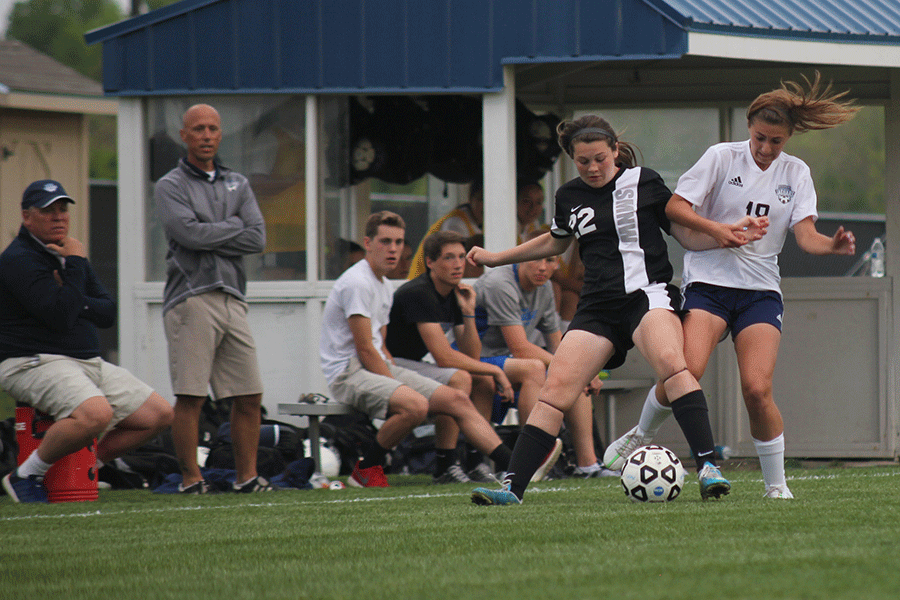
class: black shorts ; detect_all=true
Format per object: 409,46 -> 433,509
567,282 -> 682,370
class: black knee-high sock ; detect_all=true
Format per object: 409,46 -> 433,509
507,425 -> 557,499
670,389 -> 717,472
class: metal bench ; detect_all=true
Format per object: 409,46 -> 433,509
277,395 -> 355,474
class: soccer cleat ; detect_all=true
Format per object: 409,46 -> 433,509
432,464 -> 471,484
466,462 -> 498,483
602,425 -> 650,471
764,484 -> 794,499
2,470 -> 49,503
530,438 -> 563,482
698,462 -> 731,500
178,479 -> 213,494
573,463 -> 620,478
233,475 -> 275,493
471,478 -> 521,506
347,461 -> 389,488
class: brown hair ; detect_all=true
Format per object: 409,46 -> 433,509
747,71 -> 859,135
556,114 -> 639,168
423,230 -> 467,266
364,211 -> 405,239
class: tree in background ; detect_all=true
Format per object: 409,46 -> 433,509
6,0 -> 181,179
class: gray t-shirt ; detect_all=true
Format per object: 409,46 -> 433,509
474,264 -> 559,357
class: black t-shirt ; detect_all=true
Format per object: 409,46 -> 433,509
386,273 -> 463,361
550,166 -> 673,298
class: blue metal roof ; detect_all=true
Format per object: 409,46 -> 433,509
85,0 -> 900,96
650,0 -> 900,41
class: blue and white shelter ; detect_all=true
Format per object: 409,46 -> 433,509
87,0 -> 900,458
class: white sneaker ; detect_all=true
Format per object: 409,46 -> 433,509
531,438 -> 563,482
602,425 -> 650,471
764,484 -> 794,499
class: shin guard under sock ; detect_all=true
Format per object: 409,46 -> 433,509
670,389 -> 716,472
507,425 -> 557,499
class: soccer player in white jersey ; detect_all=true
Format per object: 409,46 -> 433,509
605,73 -> 858,499
467,115 -> 766,506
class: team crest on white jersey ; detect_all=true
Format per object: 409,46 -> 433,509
775,184 -> 794,204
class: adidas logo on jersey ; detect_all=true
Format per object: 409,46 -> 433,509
728,176 -> 743,187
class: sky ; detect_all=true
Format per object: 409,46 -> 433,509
0,0 -> 134,36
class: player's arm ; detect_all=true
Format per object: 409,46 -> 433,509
666,194 -> 769,250
348,314 -> 393,377
468,231 -> 570,268
667,195 -> 768,249
501,324 -> 554,367
793,216 -> 856,256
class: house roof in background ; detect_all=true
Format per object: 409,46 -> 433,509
0,39 -> 104,96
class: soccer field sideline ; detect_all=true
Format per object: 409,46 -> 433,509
3,466 -> 897,523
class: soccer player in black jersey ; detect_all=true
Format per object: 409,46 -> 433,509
469,115 -> 765,505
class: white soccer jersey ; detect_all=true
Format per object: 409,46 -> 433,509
675,141 -> 818,293
319,258 -> 395,384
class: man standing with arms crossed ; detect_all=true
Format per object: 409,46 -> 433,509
155,104 -> 270,494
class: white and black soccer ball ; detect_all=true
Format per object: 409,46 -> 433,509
620,445 -> 685,503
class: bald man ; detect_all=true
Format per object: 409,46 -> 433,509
154,104 -> 270,494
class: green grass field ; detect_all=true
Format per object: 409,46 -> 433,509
2,464 -> 899,600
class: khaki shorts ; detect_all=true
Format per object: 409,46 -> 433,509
163,291 -> 263,399
328,356 -> 442,420
0,354 -> 155,429
391,357 -> 457,386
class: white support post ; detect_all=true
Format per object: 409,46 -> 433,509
482,65 -> 518,253
116,98 -> 146,376
305,95 -> 319,284
884,71 -> 900,456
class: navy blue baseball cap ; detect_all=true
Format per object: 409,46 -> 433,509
22,180 -> 74,210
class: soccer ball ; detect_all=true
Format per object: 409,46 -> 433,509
302,438 -> 341,478
620,445 -> 685,503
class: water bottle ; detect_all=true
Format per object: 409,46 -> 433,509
870,237 -> 885,278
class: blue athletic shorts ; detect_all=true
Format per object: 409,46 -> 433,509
682,282 -> 783,340
479,355 -> 520,423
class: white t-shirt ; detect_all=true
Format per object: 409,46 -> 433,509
319,258 -> 395,384
675,140 -> 818,294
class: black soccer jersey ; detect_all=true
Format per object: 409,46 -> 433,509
550,166 -> 674,298
385,273 -> 463,361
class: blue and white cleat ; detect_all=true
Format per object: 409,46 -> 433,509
698,462 -> 731,500
471,478 -> 521,506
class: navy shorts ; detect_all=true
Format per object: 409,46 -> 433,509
682,282 -> 783,340
480,355 -> 520,423
568,282 -> 682,370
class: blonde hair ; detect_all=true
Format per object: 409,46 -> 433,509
747,71 -> 859,135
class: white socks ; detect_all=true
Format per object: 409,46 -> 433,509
636,384 -> 672,439
17,450 -> 53,479
754,433 -> 786,488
